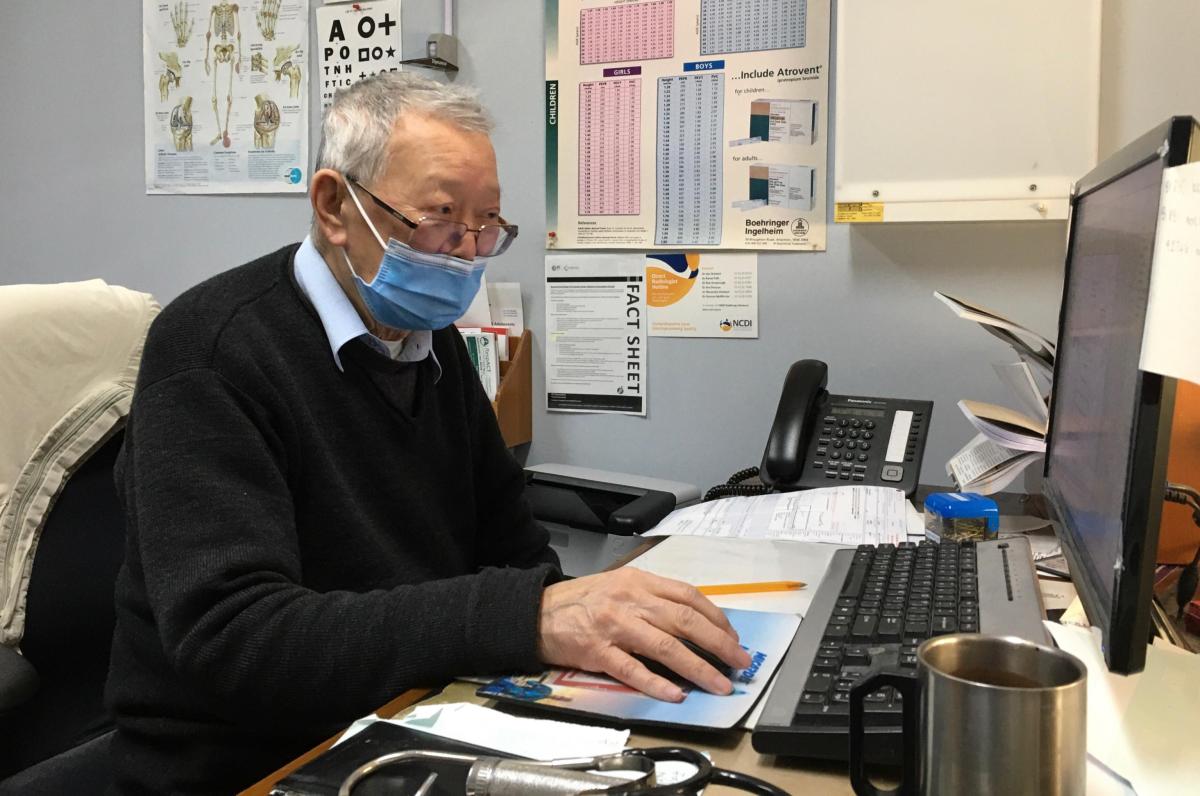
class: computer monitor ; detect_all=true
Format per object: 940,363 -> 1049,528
1043,116 -> 1199,675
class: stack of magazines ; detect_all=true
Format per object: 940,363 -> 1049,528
934,292 -> 1053,494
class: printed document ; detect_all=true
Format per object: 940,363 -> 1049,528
645,485 -> 908,545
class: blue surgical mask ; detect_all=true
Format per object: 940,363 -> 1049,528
342,182 -> 485,331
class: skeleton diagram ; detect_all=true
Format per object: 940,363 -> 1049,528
171,2 -> 194,47
170,96 -> 194,151
256,0 -> 280,40
205,2 -> 242,148
159,52 -> 183,102
273,44 -> 301,100
253,94 -> 280,149
251,52 -> 267,73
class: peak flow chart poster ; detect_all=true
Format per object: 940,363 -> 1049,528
546,0 -> 829,252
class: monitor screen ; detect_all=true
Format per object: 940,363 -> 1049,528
1043,117 -> 1194,674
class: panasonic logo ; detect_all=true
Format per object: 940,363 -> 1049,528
846,398 -> 877,405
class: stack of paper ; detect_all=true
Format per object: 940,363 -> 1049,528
934,291 -> 1056,377
947,433 -> 1043,495
644,486 -> 910,546
935,291 -> 1055,494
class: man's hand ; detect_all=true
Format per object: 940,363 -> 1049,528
537,567 -> 754,702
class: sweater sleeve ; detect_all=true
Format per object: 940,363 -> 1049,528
123,367 -> 556,721
454,338 -> 562,574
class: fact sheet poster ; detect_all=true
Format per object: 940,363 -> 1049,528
546,254 -> 647,415
546,0 -> 829,251
143,1 -> 309,194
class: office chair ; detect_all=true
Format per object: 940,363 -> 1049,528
0,280 -> 158,794
0,431 -> 125,793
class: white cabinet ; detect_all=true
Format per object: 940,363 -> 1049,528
833,1 -> 1101,222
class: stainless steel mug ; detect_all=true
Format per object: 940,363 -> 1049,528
848,634 -> 1087,796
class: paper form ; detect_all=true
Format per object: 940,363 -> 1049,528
1045,621 -> 1200,796
644,486 -> 909,545
1140,160 -> 1200,386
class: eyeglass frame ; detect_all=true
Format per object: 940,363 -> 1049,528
345,175 -> 518,258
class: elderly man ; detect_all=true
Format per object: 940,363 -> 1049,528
106,73 -> 750,794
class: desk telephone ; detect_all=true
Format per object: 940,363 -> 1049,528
708,360 -> 933,500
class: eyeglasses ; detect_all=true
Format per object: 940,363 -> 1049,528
347,177 -> 518,258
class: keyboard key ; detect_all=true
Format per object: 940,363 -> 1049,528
842,645 -> 870,666
799,692 -> 826,706
901,653 -> 918,667
932,616 -> 958,635
904,620 -> 929,637
850,614 -> 878,641
824,623 -> 849,640
814,656 -> 840,672
804,672 -> 834,694
877,616 -> 902,641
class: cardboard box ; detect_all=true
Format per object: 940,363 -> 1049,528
491,330 -> 532,448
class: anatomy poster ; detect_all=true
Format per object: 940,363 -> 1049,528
315,0 -> 402,112
546,0 -> 829,251
143,1 -> 309,194
646,252 -> 757,337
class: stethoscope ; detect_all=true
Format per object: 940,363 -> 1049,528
338,746 -> 791,795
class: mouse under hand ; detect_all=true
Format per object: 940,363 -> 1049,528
634,637 -> 740,695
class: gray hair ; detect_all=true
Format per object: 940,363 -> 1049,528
315,71 -> 493,184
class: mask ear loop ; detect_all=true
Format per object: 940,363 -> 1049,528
341,177 -> 389,283
343,178 -> 388,251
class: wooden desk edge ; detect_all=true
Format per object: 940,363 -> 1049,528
238,688 -> 434,796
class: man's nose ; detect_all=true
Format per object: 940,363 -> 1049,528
448,229 -> 479,261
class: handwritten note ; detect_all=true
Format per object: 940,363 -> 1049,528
1140,161 -> 1200,385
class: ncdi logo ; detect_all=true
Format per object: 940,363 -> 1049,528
720,318 -> 753,332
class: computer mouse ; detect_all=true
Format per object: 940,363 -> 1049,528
634,637 -> 735,690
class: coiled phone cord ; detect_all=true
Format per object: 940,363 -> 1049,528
703,467 -> 771,502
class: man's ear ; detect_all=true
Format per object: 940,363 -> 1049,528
311,168 -> 349,247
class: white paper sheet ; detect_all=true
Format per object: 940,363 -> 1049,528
1045,621 -> 1200,796
628,535 -> 844,616
992,360 -> 1049,422
335,702 -> 629,760
645,486 -> 908,545
1140,160 -> 1200,385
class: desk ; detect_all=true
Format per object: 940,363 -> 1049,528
240,681 -> 853,795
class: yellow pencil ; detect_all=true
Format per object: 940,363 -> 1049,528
697,580 -> 806,596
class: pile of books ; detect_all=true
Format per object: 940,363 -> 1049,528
935,292 -> 1054,494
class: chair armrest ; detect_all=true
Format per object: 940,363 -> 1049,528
0,643 -> 39,712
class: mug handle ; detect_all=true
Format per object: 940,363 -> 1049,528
849,668 -> 920,796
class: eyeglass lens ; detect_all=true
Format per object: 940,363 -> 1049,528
412,219 -> 508,257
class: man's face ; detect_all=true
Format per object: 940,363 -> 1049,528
343,114 -> 501,283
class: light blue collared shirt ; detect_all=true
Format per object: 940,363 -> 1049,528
293,236 -> 441,380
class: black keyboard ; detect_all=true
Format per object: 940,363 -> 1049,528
755,540 -> 981,763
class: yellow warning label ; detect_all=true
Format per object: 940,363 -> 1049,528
835,202 -> 885,223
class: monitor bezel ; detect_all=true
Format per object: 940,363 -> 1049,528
1042,116 -> 1195,674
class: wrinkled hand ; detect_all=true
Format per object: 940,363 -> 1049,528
537,567 -> 753,702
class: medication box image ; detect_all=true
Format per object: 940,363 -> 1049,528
750,99 -> 818,145
748,164 -> 816,211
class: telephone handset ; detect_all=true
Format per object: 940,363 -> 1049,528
707,360 -> 933,500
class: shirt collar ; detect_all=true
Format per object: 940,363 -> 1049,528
293,236 -> 441,380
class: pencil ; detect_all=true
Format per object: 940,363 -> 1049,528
697,580 -> 806,596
